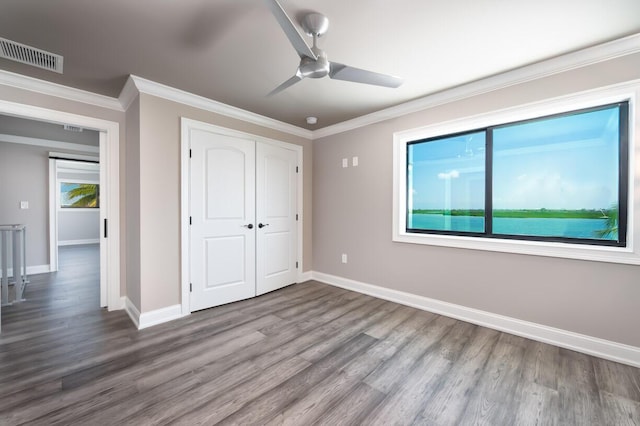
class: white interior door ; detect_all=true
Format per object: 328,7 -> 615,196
190,130 -> 256,311
256,143 -> 298,295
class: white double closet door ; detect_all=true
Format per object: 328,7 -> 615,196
189,128 -> 298,312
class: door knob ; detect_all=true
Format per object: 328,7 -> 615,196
258,223 -> 270,229
244,224 -> 254,229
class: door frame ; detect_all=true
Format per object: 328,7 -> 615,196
0,99 -> 121,311
180,118 -> 303,316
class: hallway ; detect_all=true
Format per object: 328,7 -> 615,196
1,244 -> 108,333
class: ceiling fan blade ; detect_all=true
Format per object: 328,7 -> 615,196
329,62 -> 403,88
267,73 -> 303,96
264,0 -> 317,60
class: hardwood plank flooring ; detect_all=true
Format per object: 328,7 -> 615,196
1,245 -> 639,425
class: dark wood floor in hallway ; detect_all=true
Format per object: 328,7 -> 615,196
1,244 -> 639,425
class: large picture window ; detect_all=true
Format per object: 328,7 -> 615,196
406,102 -> 628,247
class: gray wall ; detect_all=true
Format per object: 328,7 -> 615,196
58,211 -> 99,242
313,53 -> 640,348
0,119 -> 100,268
0,143 -> 102,267
132,93 -> 313,313
125,95 -> 142,310
0,142 -> 49,267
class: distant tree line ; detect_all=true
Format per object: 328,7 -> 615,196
411,208 -> 613,219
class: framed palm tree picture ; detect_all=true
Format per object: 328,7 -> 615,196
60,182 -> 99,208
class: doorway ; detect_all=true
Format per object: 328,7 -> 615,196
181,119 -> 303,313
49,157 -> 102,302
0,99 -> 120,311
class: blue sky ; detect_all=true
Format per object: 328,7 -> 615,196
408,106 -> 619,210
61,183 -> 79,205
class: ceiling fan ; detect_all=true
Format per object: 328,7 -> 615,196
264,0 -> 403,96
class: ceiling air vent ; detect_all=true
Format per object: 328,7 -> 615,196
63,125 -> 83,132
0,37 -> 63,73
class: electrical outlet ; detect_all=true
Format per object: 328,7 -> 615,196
341,253 -> 348,263
352,156 -> 358,166
342,158 -> 348,168
20,201 -> 29,209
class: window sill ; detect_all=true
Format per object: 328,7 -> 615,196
393,231 -> 640,265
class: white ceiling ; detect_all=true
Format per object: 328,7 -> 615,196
1,0 -> 639,129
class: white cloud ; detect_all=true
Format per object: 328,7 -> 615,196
437,170 -> 460,179
494,172 -> 614,209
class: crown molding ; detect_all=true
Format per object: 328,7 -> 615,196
126,75 -> 313,140
1,33 -> 638,141
0,69 -> 123,112
312,33 -> 640,140
118,76 -> 139,111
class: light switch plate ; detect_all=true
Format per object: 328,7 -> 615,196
352,156 -> 358,167
20,201 -> 29,209
342,158 -> 348,168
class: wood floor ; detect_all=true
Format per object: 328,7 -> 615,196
1,245 -> 639,425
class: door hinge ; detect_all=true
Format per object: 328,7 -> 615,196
190,283 -> 192,292
189,149 -> 192,158
295,261 -> 298,269
296,214 -> 298,221
296,166 -> 299,173
190,216 -> 192,225
103,218 -> 108,238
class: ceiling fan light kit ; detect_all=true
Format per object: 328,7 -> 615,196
265,0 -> 403,96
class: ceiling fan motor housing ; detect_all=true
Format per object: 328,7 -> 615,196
300,47 -> 329,78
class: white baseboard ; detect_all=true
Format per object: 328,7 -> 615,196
122,296 -> 184,330
138,304 -> 183,329
123,297 -> 141,329
311,271 -> 640,368
58,239 -> 100,246
0,264 -> 50,278
298,270 -> 313,283
29,264 -> 52,275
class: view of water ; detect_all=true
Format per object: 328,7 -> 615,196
408,214 -> 613,240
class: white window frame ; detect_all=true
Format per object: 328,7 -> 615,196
392,81 -> 640,265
